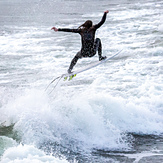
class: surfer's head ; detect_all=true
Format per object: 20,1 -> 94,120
78,20 -> 93,29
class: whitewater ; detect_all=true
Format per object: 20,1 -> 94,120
0,0 -> 163,162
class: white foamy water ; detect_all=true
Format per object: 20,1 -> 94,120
0,0 -> 163,162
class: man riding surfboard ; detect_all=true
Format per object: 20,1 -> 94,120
51,10 -> 109,73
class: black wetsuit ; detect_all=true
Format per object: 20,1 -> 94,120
58,12 -> 107,72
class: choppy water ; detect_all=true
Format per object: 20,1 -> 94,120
0,0 -> 163,162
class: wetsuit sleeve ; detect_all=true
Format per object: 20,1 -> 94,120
94,12 -> 107,29
58,28 -> 81,33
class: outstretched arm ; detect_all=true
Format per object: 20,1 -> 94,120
94,10 -> 109,29
51,27 -> 80,33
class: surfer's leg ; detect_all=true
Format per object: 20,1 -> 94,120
94,38 -> 106,61
68,51 -> 82,73
95,38 -> 102,56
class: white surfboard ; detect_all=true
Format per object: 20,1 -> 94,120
45,49 -> 122,91
64,49 -> 123,80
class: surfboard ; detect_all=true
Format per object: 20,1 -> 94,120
63,49 -> 122,80
45,49 -> 122,92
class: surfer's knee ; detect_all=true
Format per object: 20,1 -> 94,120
96,38 -> 100,41
76,51 -> 82,59
95,38 -> 101,44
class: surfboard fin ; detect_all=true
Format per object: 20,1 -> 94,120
63,74 -> 77,81
69,74 -> 76,80
64,76 -> 68,81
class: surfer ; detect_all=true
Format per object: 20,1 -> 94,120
51,10 -> 109,73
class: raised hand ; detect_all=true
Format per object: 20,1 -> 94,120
104,10 -> 109,14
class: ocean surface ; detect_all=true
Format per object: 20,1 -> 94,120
0,0 -> 163,162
